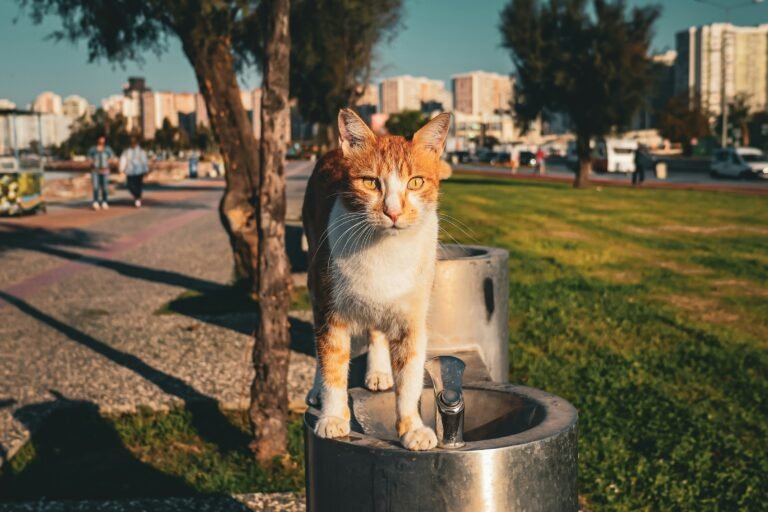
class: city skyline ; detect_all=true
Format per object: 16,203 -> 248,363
2,0 -> 767,107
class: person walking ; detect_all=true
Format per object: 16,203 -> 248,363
535,147 -> 546,175
120,137 -> 150,207
87,135 -> 114,210
632,144 -> 647,187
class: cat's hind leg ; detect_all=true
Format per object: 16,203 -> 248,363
391,323 -> 437,451
314,317 -> 352,438
365,328 -> 394,391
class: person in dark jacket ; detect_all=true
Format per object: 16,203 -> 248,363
632,145 -> 647,186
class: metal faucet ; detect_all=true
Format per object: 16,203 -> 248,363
425,355 -> 466,449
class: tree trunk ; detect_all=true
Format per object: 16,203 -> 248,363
180,35 -> 261,292
248,0 -> 292,464
574,132 -> 591,188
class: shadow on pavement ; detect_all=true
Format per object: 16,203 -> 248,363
0,291 -> 250,458
0,225 -> 223,293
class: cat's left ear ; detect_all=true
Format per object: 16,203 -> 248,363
339,108 -> 375,156
413,113 -> 452,156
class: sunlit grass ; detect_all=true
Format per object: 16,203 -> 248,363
440,174 -> 768,511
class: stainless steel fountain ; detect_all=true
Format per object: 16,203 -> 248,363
304,244 -> 579,512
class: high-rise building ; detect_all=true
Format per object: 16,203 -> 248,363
101,94 -> 140,127
379,75 -> 452,114
356,84 -> 379,109
676,23 -> 768,115
31,92 -> 63,115
451,71 -> 513,116
142,91 -> 177,139
62,95 -> 90,119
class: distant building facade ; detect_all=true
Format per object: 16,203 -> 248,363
0,99 -> 16,110
676,23 -> 768,114
379,75 -> 452,114
452,71 -> 513,116
0,111 -> 71,154
62,95 -> 91,119
32,92 -> 63,115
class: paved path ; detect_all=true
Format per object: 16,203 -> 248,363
0,161 -> 316,474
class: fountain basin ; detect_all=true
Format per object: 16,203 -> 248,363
304,382 -> 578,512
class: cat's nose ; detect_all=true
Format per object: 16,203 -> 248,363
385,209 -> 401,224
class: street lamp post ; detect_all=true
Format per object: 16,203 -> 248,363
694,0 -> 765,147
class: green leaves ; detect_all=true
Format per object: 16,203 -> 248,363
499,0 -> 661,139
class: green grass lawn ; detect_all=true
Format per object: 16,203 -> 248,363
440,174 -> 768,511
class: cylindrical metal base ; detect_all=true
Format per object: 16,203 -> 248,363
305,383 -> 578,512
429,245 -> 510,382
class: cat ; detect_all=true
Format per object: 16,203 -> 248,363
302,108 -> 451,451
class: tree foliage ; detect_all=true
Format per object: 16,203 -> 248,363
658,91 -> 711,156
56,108 -> 134,158
499,0 -> 661,186
385,110 -> 427,137
289,0 -> 402,127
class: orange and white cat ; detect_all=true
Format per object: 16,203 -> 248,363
302,109 -> 451,451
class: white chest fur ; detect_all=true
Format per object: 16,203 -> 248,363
327,199 -> 437,329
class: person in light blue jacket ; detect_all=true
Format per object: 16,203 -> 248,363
119,137 -> 150,207
87,135 -> 114,210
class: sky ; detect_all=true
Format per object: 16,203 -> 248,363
1,0 -> 767,108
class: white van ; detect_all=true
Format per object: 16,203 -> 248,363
710,147 -> 768,179
566,138 -> 639,173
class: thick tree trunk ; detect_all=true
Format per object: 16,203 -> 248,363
574,132 -> 591,188
181,35 -> 261,292
248,0 -> 292,463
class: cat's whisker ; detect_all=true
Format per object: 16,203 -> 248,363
439,213 -> 477,237
311,214 -> 366,263
438,226 -> 464,247
338,222 -> 370,259
439,215 -> 479,243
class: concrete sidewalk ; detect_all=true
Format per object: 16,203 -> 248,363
0,164 -> 316,489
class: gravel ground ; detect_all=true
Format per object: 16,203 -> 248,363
0,171 -> 316,467
0,492 -> 305,512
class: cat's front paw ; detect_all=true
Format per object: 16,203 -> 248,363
314,416 -> 350,439
400,426 -> 437,451
365,371 -> 394,391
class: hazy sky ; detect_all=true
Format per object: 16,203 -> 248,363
1,0 -> 767,107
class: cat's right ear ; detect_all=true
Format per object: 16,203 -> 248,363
338,108 -> 375,156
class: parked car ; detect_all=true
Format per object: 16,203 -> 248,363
490,152 -> 511,165
710,147 -> 768,179
448,150 -> 472,164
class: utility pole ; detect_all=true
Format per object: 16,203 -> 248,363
695,0 -> 766,147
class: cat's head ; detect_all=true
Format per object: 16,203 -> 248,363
337,108 -> 451,233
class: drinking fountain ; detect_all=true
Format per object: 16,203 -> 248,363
303,244 -> 579,511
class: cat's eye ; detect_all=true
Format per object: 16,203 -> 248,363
407,176 -> 425,190
361,177 -> 379,190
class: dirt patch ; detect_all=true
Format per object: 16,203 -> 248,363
546,229 -> 592,241
661,294 -> 739,323
658,260 -> 712,276
590,269 -> 639,284
711,279 -> 768,298
628,224 -> 768,236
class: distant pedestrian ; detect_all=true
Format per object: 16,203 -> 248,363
119,137 -> 150,207
88,136 -> 115,210
633,145 -> 647,186
536,147 -> 546,175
